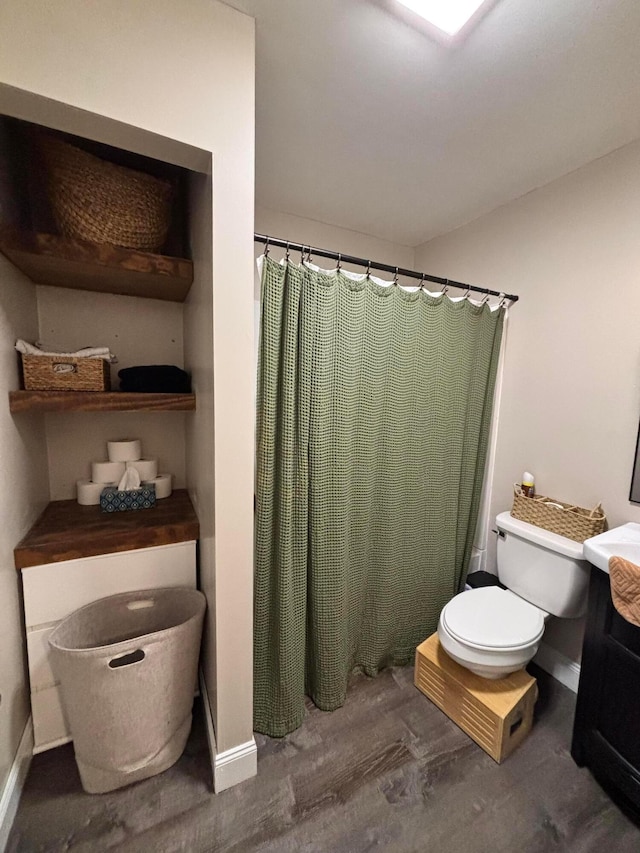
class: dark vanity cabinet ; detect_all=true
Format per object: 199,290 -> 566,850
572,565 -> 640,822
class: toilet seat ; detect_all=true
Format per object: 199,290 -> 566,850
442,587 -> 545,651
437,587 -> 547,679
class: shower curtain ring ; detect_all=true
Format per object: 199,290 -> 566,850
264,237 -> 270,258
420,273 -> 426,291
393,267 -> 399,286
300,244 -> 305,264
307,245 -> 313,263
336,253 -> 342,272
285,241 -> 290,262
463,285 -> 471,299
441,278 -> 449,295
481,289 -> 490,305
498,292 -> 506,308
366,260 -> 371,279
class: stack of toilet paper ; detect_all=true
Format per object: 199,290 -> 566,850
76,438 -> 173,505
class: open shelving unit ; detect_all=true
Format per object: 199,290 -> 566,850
1,118 -> 197,419
0,228 -> 194,303
0,17 -> 257,786
9,390 -> 196,413
2,229 -> 198,412
14,489 -> 199,569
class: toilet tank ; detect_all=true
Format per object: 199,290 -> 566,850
495,511 -> 590,618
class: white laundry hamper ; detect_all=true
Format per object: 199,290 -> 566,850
49,587 -> 206,794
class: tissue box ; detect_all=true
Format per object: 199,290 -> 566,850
100,485 -> 156,512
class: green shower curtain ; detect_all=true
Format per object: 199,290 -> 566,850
254,256 -> 505,737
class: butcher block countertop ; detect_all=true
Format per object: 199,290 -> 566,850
14,489 -> 199,569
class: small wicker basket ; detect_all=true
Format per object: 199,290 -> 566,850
21,355 -> 110,392
38,135 -> 172,251
511,485 -> 606,543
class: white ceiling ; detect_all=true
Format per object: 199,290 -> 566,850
227,0 -> 640,247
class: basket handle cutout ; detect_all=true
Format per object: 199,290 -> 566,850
52,362 -> 77,374
510,713 -> 523,737
109,649 -> 145,669
126,599 -> 155,611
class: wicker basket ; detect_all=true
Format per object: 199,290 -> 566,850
21,355 -> 110,392
38,135 -> 172,251
511,485 -> 606,543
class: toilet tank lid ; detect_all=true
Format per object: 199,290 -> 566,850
496,511 -> 585,560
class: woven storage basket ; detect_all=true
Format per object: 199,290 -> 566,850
21,355 -> 110,392
511,485 -> 606,543
38,135 -> 171,251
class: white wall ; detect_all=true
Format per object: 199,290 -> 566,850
0,255 -> 49,801
0,0 -> 256,786
416,139 -> 640,661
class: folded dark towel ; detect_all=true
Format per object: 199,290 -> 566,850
118,365 -> 192,394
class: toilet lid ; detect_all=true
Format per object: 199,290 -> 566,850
442,587 -> 545,650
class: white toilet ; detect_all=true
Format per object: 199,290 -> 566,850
437,511 -> 590,679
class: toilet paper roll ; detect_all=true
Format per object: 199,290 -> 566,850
77,479 -> 115,506
107,439 -> 142,463
126,458 -> 158,481
91,460 -> 126,484
143,473 -> 172,499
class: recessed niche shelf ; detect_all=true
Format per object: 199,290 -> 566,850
9,390 -> 196,413
14,489 -> 199,569
0,229 -> 193,302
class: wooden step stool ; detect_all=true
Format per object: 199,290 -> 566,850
414,633 -> 538,763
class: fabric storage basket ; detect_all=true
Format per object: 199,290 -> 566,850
38,135 -> 172,251
48,587 -> 206,794
511,485 -> 606,543
21,354 -> 110,391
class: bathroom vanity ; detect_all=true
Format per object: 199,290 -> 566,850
572,557 -> 640,823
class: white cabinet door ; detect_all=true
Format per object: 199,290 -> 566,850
32,686 -> 70,753
27,625 -> 57,691
23,541 -> 196,627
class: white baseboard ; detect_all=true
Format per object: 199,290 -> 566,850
0,718 -> 33,853
214,738 -> 257,793
533,641 -> 581,693
199,671 -> 257,794
33,735 -> 71,755
199,670 -> 217,782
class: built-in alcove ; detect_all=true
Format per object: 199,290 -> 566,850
0,114 -> 203,500
0,6 -> 255,784
0,115 -> 192,258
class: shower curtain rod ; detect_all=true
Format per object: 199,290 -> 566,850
255,233 -> 519,304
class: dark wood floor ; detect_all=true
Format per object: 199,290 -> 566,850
8,664 -> 640,852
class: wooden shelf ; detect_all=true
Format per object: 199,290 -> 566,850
9,390 -> 196,413
0,229 -> 193,302
14,489 -> 199,569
